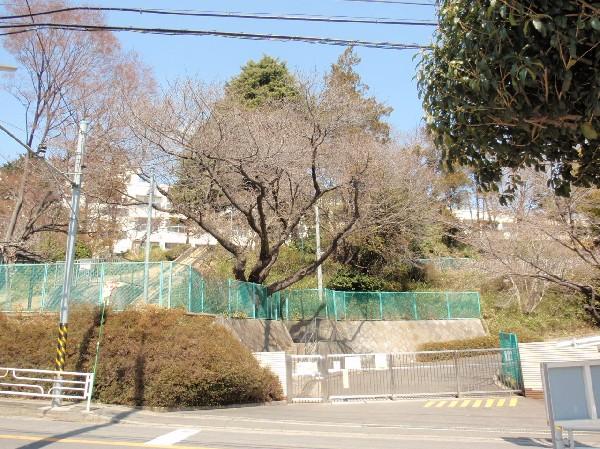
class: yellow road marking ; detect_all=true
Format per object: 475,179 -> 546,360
460,399 -> 471,408
448,400 -> 459,408
0,434 -> 215,449
496,398 -> 506,407
424,400 -> 436,408
472,399 -> 482,408
435,400 -> 447,408
485,399 -> 495,408
509,397 -> 518,407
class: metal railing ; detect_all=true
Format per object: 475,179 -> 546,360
288,348 -> 522,402
0,367 -> 94,410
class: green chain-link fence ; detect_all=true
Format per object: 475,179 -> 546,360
0,262 -> 480,321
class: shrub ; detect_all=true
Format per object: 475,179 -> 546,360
0,307 -> 282,407
417,335 -> 499,352
164,244 -> 190,261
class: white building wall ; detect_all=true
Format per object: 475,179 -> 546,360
113,174 -> 217,254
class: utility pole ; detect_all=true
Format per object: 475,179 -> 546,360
52,120 -> 88,406
143,174 -> 155,302
314,203 -> 323,302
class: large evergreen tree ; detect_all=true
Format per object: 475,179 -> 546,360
225,55 -> 298,107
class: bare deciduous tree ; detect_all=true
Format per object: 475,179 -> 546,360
128,79 -> 383,293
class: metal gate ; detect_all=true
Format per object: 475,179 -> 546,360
288,348 -> 522,402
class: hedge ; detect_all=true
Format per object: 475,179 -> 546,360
0,307 -> 282,407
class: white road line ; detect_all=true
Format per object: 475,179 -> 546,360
145,428 -> 201,446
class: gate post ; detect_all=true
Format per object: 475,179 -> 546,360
453,351 -> 461,398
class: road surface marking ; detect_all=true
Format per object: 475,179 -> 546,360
496,398 -> 506,407
145,428 -> 201,446
424,400 -> 436,408
448,400 -> 458,408
460,399 -> 471,408
0,434 -> 214,448
485,399 -> 494,408
472,399 -> 482,408
435,400 -> 447,408
509,397 -> 518,407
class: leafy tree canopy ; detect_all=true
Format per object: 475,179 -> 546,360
225,55 -> 298,107
328,48 -> 393,142
418,0 -> 600,199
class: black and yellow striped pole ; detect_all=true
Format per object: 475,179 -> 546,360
55,323 -> 68,371
51,120 -> 88,407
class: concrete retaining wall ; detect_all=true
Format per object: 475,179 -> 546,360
286,319 -> 486,354
215,317 -> 294,352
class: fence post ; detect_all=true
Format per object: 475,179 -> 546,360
332,290 -> 337,321
252,285 -> 257,319
201,278 -> 205,313
167,261 -> 173,309
446,292 -> 451,319
187,265 -> 192,312
98,263 -> 105,307
41,264 -> 48,311
379,292 -> 384,320
412,293 -> 418,320
453,351 -> 461,398
343,291 -> 347,320
27,266 -> 34,311
285,292 -> 289,320
158,261 -> 163,307
476,292 -> 482,318
227,278 -> 232,316
5,266 -> 11,311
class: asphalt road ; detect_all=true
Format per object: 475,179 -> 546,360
0,397 -> 599,449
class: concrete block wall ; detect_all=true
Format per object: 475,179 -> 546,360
286,319 -> 487,354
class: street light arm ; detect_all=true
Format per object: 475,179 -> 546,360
0,122 -> 74,185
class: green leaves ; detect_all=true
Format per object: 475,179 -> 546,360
417,0 -> 600,196
581,123 -> 598,141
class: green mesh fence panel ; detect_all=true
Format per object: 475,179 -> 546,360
499,332 -> 523,390
0,262 -> 480,321
381,292 -> 415,320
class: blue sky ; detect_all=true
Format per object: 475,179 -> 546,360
0,0 -> 437,161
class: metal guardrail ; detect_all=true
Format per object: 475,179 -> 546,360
0,367 -> 94,411
288,349 -> 522,402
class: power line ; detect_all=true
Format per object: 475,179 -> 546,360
0,6 -> 437,26
0,23 -> 430,50
341,0 -> 436,5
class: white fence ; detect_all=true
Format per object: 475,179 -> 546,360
519,340 -> 600,396
0,367 -> 94,410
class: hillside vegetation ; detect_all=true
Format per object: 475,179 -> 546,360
0,307 -> 282,407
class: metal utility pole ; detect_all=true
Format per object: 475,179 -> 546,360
52,120 -> 88,406
314,203 -> 323,302
143,174 -> 155,302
